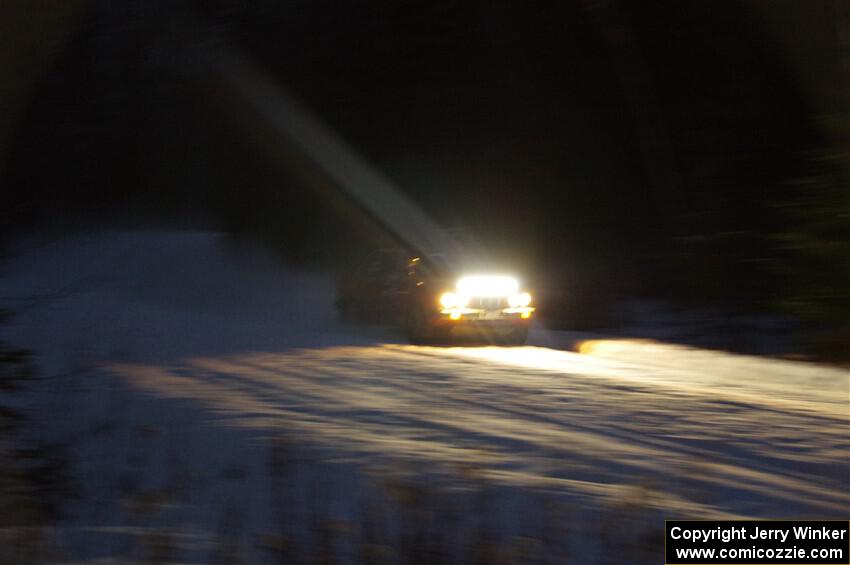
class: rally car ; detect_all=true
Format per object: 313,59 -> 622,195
336,250 -> 534,345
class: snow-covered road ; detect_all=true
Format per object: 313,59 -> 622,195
2,231 -> 847,563
107,340 -> 849,516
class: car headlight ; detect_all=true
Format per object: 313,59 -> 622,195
440,292 -> 469,308
508,292 -> 532,307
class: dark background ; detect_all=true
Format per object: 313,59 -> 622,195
1,0 -> 847,342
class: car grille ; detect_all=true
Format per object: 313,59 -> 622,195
468,296 -> 507,310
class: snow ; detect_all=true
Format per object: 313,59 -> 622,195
1,230 -> 847,563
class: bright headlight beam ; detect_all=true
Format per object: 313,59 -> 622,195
440,292 -> 469,308
457,275 -> 519,297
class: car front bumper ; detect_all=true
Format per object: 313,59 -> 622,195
434,306 -> 534,325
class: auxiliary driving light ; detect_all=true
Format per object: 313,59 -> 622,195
457,275 -> 519,297
439,292 -> 469,308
